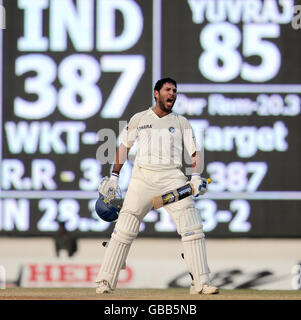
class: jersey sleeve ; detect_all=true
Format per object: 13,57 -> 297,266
119,112 -> 141,148
179,116 -> 201,156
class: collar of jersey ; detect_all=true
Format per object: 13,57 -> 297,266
149,107 -> 174,119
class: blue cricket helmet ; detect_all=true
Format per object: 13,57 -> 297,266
95,193 -> 122,222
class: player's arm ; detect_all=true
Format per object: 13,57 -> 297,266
180,116 -> 208,197
191,150 -> 204,175
98,112 -> 139,198
98,143 -> 131,199
190,150 -> 208,197
112,143 -> 131,175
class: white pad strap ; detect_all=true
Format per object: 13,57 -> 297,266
96,213 -> 140,289
180,208 -> 210,291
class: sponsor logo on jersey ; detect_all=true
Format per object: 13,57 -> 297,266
138,124 -> 152,130
169,126 -> 175,133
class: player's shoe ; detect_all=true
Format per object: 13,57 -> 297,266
96,280 -> 113,294
190,283 -> 219,295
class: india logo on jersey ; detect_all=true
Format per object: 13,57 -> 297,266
169,126 -> 175,133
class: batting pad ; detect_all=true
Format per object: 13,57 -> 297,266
95,213 -> 140,289
180,208 -> 210,292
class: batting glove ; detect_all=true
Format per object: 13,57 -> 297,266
98,173 -> 119,201
189,175 -> 208,197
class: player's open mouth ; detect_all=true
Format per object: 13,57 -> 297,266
166,98 -> 174,105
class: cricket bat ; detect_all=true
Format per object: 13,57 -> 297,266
152,178 -> 211,209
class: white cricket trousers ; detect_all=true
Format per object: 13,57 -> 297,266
96,165 -> 211,291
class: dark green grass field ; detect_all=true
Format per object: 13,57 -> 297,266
1,288 -> 301,300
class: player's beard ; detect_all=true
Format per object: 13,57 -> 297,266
158,95 -> 175,113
